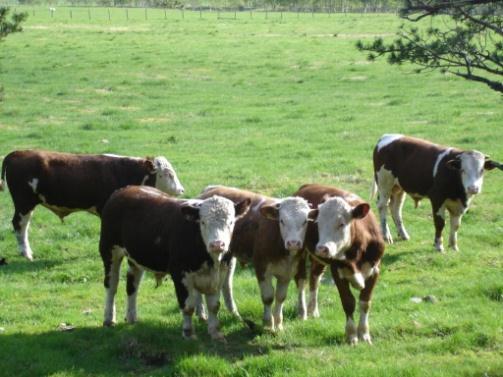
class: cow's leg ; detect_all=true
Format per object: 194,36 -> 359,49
308,260 -> 326,318
173,275 -> 196,339
205,292 -> 225,342
125,262 -> 144,324
357,273 -> 379,345
295,253 -> 307,320
258,272 -> 275,330
273,277 -> 290,331
331,264 -> 357,345
222,256 -> 240,317
12,209 -> 35,261
375,167 -> 395,244
432,202 -> 445,252
390,189 -> 409,241
448,213 -> 462,252
194,292 -> 207,322
103,247 -> 124,327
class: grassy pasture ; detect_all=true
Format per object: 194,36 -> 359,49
0,9 -> 502,377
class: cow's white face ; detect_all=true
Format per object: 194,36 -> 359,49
260,197 -> 317,253
447,151 -> 486,197
315,197 -> 369,260
181,196 -> 250,261
153,156 -> 185,196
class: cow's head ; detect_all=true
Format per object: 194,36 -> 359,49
181,196 -> 251,261
446,151 -> 497,196
151,156 -> 185,196
260,197 -> 318,253
315,197 -> 370,260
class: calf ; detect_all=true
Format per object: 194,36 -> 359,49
295,184 -> 384,345
99,186 -> 250,340
199,185 -> 317,331
372,134 -> 502,251
0,150 -> 184,260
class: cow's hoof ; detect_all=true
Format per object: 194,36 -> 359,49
182,329 -> 197,340
103,320 -> 116,327
298,312 -> 308,321
22,253 -> 34,262
347,335 -> 359,346
398,232 -> 410,241
125,316 -> 137,324
384,234 -> 394,244
449,244 -> 459,252
210,331 -> 227,343
358,332 -> 372,345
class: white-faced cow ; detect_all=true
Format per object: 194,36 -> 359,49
198,185 -> 317,331
372,134 -> 502,251
295,184 -> 384,345
0,150 -> 184,260
99,186 -> 251,341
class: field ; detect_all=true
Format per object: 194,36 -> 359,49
0,8 -> 502,377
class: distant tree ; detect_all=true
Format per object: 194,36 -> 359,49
356,0 -> 503,94
1,7 -> 27,101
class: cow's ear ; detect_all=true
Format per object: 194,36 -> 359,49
181,203 -> 201,222
484,158 -> 500,171
260,203 -> 280,221
446,159 -> 461,170
234,198 -> 251,220
352,203 -> 370,220
308,208 -> 319,222
145,159 -> 156,174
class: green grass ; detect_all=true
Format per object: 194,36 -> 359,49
0,9 -> 502,377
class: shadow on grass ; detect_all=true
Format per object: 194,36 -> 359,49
0,320 -> 268,377
0,258 -> 62,275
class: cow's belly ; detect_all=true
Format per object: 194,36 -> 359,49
182,262 -> 221,295
267,254 -> 300,280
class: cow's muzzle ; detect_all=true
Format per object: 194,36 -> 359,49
285,240 -> 302,252
209,240 -> 226,253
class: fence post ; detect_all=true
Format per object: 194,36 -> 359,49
108,8 -> 111,21
126,8 -> 128,20
69,9 -> 72,19
164,9 -> 167,19
88,8 -> 91,20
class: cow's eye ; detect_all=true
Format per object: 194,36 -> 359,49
303,220 -> 308,225
479,169 -> 484,175
201,220 -> 206,226
337,223 -> 345,229
280,219 -> 285,225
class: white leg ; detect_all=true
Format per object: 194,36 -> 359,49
296,278 -> 307,320
273,278 -> 290,331
390,190 -> 409,240
259,274 -> 274,330
358,300 -> 372,344
103,250 -> 123,326
194,292 -> 207,322
182,288 -> 197,339
375,167 -> 396,244
205,292 -> 225,342
449,214 -> 462,251
307,273 -> 322,318
15,211 -> 34,261
125,264 -> 144,324
222,257 -> 240,317
345,317 -> 358,346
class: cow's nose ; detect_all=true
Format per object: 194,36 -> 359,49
209,240 -> 225,252
316,245 -> 329,257
179,188 -> 185,195
286,240 -> 302,251
467,186 -> 479,195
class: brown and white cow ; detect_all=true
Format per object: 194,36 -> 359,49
198,185 -> 317,331
0,150 -> 184,260
295,184 -> 384,345
372,134 -> 502,251
99,186 -> 250,341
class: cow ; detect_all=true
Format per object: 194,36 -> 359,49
295,183 -> 385,345
0,150 -> 184,260
198,185 -> 318,331
98,186 -> 251,341
372,134 -> 502,251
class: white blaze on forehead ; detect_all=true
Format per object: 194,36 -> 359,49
376,134 -> 403,152
460,150 -> 485,194
153,156 -> 184,196
277,196 -> 312,249
316,197 -> 354,260
433,148 -> 452,177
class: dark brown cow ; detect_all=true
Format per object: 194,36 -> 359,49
99,186 -> 250,341
0,150 -> 184,260
372,134 -> 502,251
295,183 -> 384,345
198,185 -> 317,331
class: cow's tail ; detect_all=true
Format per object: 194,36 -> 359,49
0,157 -> 6,191
370,179 -> 378,201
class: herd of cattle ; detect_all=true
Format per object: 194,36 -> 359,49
0,134 -> 501,344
